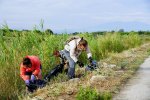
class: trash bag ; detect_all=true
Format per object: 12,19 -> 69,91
44,64 -> 64,82
85,60 -> 98,71
26,79 -> 47,93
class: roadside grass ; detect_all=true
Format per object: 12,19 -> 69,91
24,43 -> 150,100
76,87 -> 112,100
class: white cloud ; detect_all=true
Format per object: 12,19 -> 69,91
91,11 -> 150,24
0,0 -> 149,32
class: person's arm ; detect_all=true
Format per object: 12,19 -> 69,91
86,45 -> 92,58
20,66 -> 29,81
69,40 -> 78,62
32,63 -> 40,76
32,69 -> 40,76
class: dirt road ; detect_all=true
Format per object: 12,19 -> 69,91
113,57 -> 150,100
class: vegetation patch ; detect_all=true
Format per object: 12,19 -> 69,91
76,87 -> 112,100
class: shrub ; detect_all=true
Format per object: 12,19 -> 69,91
76,87 -> 100,100
76,87 -> 112,100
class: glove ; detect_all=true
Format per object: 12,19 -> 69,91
77,61 -> 84,68
31,74 -> 36,82
88,57 -> 93,64
25,80 -> 30,86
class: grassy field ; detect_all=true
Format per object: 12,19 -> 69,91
0,29 -> 149,99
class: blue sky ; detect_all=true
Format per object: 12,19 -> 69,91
0,0 -> 150,33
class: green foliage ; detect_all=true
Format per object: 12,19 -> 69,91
118,29 -> 124,33
123,32 -> 142,48
76,87 -> 112,100
96,33 -> 142,58
40,19 -> 44,32
99,92 -> 112,100
45,29 -> 53,35
76,87 -> 100,100
98,33 -> 124,56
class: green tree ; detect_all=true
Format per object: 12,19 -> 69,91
45,29 -> 53,35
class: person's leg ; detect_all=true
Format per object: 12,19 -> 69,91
23,74 -> 32,93
24,72 -> 32,80
62,50 -> 76,79
24,75 -> 30,81
68,61 -> 75,79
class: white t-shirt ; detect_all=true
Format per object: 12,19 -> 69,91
64,38 -> 92,62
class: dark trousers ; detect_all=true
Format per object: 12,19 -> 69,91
62,50 -> 76,79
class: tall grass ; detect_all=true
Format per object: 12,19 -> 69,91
0,30 -> 143,99
79,32 -> 142,61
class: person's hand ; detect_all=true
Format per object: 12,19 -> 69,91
53,50 -> 61,57
77,61 -> 84,67
25,80 -> 30,86
31,74 -> 36,82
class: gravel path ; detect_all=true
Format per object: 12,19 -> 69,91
113,57 -> 150,100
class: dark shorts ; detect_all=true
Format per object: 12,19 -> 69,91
25,72 -> 32,76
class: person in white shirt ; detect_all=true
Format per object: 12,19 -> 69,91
61,37 -> 93,79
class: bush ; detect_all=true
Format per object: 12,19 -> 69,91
76,87 -> 100,100
76,87 -> 112,100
